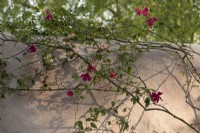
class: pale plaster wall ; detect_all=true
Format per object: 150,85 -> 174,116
0,34 -> 200,133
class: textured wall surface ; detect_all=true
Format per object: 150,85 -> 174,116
0,36 -> 200,133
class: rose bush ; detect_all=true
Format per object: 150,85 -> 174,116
0,1 -> 200,133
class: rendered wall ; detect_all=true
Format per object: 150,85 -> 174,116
0,35 -> 200,133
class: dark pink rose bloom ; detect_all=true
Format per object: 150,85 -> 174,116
136,7 -> 148,16
81,73 -> 92,81
87,64 -> 96,72
146,17 -> 158,27
146,18 -> 154,27
136,8 -> 142,16
45,9 -> 53,21
28,44 -> 36,53
109,71 -> 117,78
152,17 -> 158,22
150,91 -> 163,103
46,14 -> 53,21
142,7 -> 149,16
67,90 -> 73,97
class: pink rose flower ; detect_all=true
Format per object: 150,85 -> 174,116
150,91 -> 163,103
136,7 -> 149,16
28,44 -> 36,53
87,64 -> 96,72
142,7 -> 149,16
81,73 -> 92,81
109,71 -> 117,78
146,17 -> 158,27
136,8 -> 142,16
67,90 -> 74,97
45,9 -> 53,21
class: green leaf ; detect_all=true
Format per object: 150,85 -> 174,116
111,101 -> 115,107
75,121 -> 83,130
113,109 -> 118,114
94,108 -> 100,113
127,65 -> 132,73
145,88 -> 151,94
119,45 -> 126,51
0,24 -> 5,32
72,73 -> 79,79
22,12 -> 32,20
131,97 -> 138,104
38,3 -> 44,9
62,58 -> 68,65
80,95 -> 84,99
145,97 -> 150,108
90,122 -> 97,129
132,34 -> 137,40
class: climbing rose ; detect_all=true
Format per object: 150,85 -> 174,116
146,17 -> 158,27
136,8 -> 142,16
142,7 -> 148,16
81,73 -> 92,81
109,71 -> 117,78
152,17 -> 158,22
66,90 -> 73,97
28,44 -> 36,53
45,9 -> 53,21
146,18 -> 154,27
136,7 -> 148,16
87,64 -> 96,72
150,91 -> 163,103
